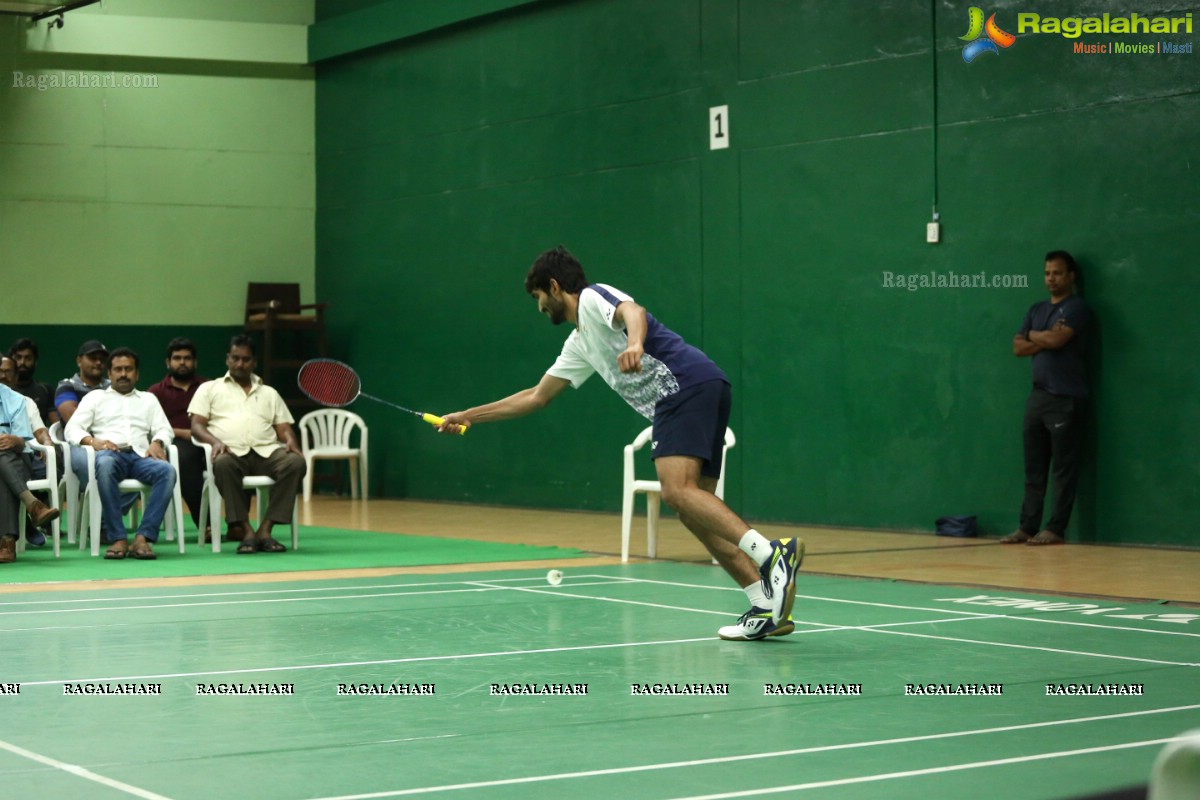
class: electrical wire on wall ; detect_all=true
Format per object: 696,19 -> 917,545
929,0 -> 941,238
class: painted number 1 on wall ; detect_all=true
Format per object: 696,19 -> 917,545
710,105 -> 729,150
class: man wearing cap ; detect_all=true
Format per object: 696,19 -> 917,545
55,340 -> 112,425
56,340 -> 116,519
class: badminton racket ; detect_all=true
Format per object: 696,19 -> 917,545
296,359 -> 467,435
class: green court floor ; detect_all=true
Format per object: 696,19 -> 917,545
1,563 -> 1197,799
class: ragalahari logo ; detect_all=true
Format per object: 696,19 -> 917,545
960,7 -> 1017,62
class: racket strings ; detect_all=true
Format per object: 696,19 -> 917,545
299,362 -> 360,406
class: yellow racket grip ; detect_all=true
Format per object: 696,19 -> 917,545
422,413 -> 468,435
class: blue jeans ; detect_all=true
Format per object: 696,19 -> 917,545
72,446 -> 137,516
93,451 -> 176,543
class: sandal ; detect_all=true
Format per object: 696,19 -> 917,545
257,537 -> 287,553
237,538 -> 259,554
104,541 -> 127,560
130,542 -> 157,560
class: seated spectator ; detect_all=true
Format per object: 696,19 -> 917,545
0,356 -> 57,548
0,382 -> 59,563
147,338 -> 209,534
189,335 -> 304,554
56,340 -> 114,498
64,348 -> 175,560
8,338 -> 56,427
54,340 -> 110,425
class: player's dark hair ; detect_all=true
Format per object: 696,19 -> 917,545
1045,250 -> 1079,276
8,338 -> 38,358
166,337 -> 196,359
525,246 -> 589,295
108,347 -> 139,370
229,334 -> 256,356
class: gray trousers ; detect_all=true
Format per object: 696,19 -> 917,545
0,450 -> 32,539
213,449 -> 305,525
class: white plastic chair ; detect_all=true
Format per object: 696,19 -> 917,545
620,425 -> 736,563
196,442 -> 299,553
298,409 -> 368,502
77,444 -> 185,557
48,422 -> 79,544
14,441 -> 62,557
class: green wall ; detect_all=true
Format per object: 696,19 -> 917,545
313,0 -> 1200,547
0,0 -> 315,327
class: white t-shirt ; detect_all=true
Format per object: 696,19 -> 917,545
546,284 -> 726,420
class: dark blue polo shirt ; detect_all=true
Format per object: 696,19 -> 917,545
1019,294 -> 1089,399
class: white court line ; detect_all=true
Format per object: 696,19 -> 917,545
0,580 -> 626,621
467,579 -> 1005,632
301,705 -> 1200,800
19,636 -> 715,687
16,578 -> 1194,682
12,569 -> 1195,640
664,737 -> 1187,800
0,576 -> 628,607
467,580 -> 1200,668
0,739 -> 175,800
6,573 -> 1197,641
616,575 -> 1200,639
463,580 -> 734,618
858,626 -> 1200,668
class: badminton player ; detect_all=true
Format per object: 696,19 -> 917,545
437,246 -> 802,641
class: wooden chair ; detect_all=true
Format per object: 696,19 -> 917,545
243,283 -> 327,385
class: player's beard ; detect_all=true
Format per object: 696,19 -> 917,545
546,297 -> 567,325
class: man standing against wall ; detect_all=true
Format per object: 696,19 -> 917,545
1003,250 -> 1090,546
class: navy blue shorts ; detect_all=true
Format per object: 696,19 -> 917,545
651,380 -> 731,479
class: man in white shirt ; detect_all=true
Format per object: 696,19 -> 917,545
188,335 -> 304,554
65,348 -> 175,560
437,247 -> 803,642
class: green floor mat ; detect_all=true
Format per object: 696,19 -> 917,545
1,526 -> 586,584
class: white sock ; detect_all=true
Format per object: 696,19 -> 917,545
739,529 -> 773,567
743,582 -> 769,610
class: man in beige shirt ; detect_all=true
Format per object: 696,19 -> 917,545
188,335 -> 304,554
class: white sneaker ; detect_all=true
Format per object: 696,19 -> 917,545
717,607 -> 795,641
759,538 -> 804,625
